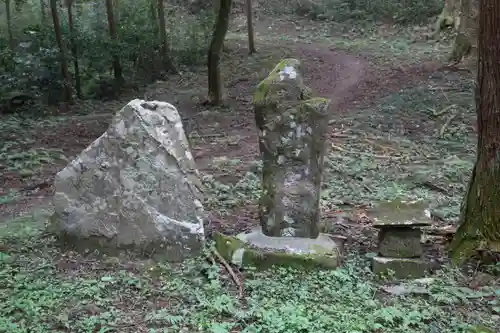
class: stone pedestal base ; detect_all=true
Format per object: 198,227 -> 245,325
378,228 -> 423,257
214,227 -> 343,270
372,256 -> 428,279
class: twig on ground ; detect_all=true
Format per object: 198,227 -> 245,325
363,137 -> 396,153
415,180 -> 449,194
331,143 -> 401,160
330,128 -> 356,139
432,104 -> 457,117
21,178 -> 53,192
331,143 -> 347,152
211,248 -> 244,298
439,112 -> 458,137
331,133 -> 356,139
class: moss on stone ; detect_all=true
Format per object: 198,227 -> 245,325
253,58 -> 301,104
269,58 -> 301,76
214,232 -> 339,271
49,212 -> 203,262
299,97 -> 331,113
214,231 -> 245,260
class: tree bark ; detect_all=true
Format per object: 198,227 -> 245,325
157,0 -> 177,74
5,0 -> 14,50
40,0 -> 47,22
150,0 -> 158,36
105,0 -> 123,83
66,0 -> 81,98
207,0 -> 232,105
450,0 -> 500,263
449,0 -> 479,67
50,0 -> 73,104
245,0 -> 256,54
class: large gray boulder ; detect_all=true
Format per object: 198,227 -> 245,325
50,99 -> 205,261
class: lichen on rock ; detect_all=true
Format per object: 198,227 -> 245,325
253,59 -> 332,238
50,99 -> 205,261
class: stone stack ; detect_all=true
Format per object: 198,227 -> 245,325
371,201 -> 431,279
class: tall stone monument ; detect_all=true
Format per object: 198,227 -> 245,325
215,59 -> 343,270
254,58 -> 331,238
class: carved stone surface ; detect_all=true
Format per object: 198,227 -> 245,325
378,228 -> 423,258
253,58 -> 331,238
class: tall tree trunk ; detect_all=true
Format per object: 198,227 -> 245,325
157,0 -> 177,74
450,0 -> 500,263
66,0 -> 81,98
50,0 -> 73,104
5,0 -> 14,50
150,0 -> 158,36
105,0 -> 123,83
207,0 -> 232,106
449,0 -> 479,67
245,0 -> 256,54
40,0 -> 47,22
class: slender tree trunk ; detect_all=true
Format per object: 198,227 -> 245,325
5,0 -> 14,50
150,0 -> 158,36
450,0 -> 500,263
105,0 -> 123,83
207,0 -> 232,105
50,0 -> 73,104
157,0 -> 177,74
40,0 -> 47,22
245,0 -> 256,54
66,0 -> 81,98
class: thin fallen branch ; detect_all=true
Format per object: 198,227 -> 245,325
432,104 -> 457,117
439,112 -> 458,137
331,133 -> 356,139
331,143 -> 401,160
211,247 -> 244,298
21,178 -> 54,192
415,180 -> 449,194
362,137 -> 396,153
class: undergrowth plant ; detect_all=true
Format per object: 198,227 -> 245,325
258,0 -> 444,24
0,216 -> 497,333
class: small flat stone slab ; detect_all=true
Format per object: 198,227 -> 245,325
372,256 -> 428,279
214,228 -> 342,270
378,228 -> 423,258
371,200 -> 431,229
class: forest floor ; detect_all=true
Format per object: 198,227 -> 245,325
1,16 -> 499,333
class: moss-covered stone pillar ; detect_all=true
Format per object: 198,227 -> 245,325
253,58 -> 331,238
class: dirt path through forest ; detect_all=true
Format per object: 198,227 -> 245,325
0,38 -> 443,224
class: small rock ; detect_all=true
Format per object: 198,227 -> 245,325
381,284 -> 429,296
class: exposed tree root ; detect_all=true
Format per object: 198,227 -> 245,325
210,247 -> 244,298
